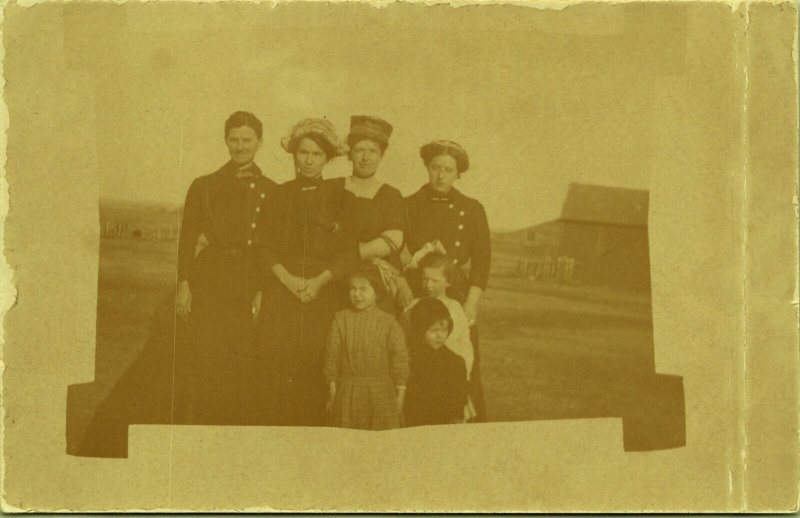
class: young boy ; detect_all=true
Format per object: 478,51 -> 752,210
403,297 -> 468,426
404,252 -> 475,420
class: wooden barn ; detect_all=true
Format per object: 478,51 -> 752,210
492,183 -> 651,291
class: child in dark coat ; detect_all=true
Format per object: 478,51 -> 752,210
403,297 -> 469,426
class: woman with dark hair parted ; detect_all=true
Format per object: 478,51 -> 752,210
258,118 -> 357,426
174,110 -> 277,425
333,116 -> 405,313
397,140 -> 491,422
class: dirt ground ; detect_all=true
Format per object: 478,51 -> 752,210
87,237 -> 656,424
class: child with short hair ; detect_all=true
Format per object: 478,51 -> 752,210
323,264 -> 410,430
405,252 -> 476,421
403,298 -> 468,426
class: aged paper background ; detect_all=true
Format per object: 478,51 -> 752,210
1,0 -> 798,512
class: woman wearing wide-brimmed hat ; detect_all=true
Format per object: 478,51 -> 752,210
399,140 -> 491,422
332,115 -> 405,312
258,118 -> 357,426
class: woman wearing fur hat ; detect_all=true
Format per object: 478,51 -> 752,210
398,140 -> 491,422
258,118 -> 358,426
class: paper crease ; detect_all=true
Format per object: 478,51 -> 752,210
740,1 -> 751,511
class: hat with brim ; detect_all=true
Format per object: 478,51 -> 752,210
347,115 -> 393,149
281,118 -> 346,158
420,140 -> 470,173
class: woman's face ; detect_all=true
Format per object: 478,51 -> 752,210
426,154 -> 459,194
350,139 -> 383,179
293,137 -> 328,179
349,276 -> 377,310
226,126 -> 262,166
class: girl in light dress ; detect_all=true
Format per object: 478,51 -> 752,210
323,264 -> 410,430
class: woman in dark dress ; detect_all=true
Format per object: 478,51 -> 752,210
258,118 -> 357,426
74,111 -> 276,457
174,111 -> 277,425
334,116 -> 405,312
399,140 -> 491,422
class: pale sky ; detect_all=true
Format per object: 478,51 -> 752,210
79,3 -> 680,230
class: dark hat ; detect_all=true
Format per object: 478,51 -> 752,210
409,297 -> 453,345
420,140 -> 470,173
347,115 -> 393,149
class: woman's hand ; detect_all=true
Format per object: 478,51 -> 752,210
431,239 -> 448,255
462,300 -> 478,327
281,274 -> 306,299
176,281 -> 192,321
326,383 -> 337,414
273,264 -> 305,300
463,286 -> 483,327
251,291 -> 262,322
298,271 -> 333,304
409,240 -> 448,269
298,276 -> 323,303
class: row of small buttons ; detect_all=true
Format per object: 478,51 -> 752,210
246,184 -> 267,245
453,207 -> 466,263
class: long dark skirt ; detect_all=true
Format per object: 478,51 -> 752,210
69,247 -> 268,458
467,326 -> 486,422
259,276 -> 338,427
174,246 -> 269,425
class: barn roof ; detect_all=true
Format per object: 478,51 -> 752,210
560,183 -> 648,226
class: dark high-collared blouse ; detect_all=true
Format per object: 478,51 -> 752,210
259,176 -> 357,281
333,178 -> 406,269
177,161 -> 277,283
405,184 -> 492,291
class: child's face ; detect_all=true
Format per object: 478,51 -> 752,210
421,266 -> 449,298
349,276 -> 377,310
424,319 -> 450,349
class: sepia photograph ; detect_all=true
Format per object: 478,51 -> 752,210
2,0 -> 797,512
58,2 -> 686,459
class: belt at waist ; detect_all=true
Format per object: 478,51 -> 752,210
206,243 -> 257,255
337,376 -> 395,384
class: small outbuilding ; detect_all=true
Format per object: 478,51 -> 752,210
492,183 -> 651,291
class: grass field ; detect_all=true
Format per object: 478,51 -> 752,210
480,278 -> 654,422
89,236 -> 656,424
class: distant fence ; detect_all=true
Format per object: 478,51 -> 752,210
101,220 -> 178,241
493,254 -> 577,282
102,221 -> 129,238
521,255 -> 576,281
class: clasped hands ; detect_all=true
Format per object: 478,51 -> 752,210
280,272 -> 326,304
